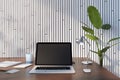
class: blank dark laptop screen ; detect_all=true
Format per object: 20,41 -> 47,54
35,42 -> 72,65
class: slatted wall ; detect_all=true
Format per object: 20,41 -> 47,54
0,0 -> 120,77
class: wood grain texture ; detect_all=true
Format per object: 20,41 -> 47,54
0,58 -> 119,80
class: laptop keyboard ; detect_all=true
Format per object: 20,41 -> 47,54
35,67 -> 70,70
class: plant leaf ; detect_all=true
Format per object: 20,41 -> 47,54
111,42 -> 120,47
87,6 -> 102,29
85,34 -> 99,41
82,26 -> 94,34
107,37 -> 120,43
100,46 -> 110,53
89,50 -> 98,54
102,24 -> 111,30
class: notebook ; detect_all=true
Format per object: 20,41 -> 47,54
29,42 -> 75,74
0,61 -> 21,67
14,63 -> 32,68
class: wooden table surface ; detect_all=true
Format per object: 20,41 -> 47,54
0,58 -> 119,80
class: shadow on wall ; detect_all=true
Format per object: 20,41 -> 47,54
37,0 -> 119,37
104,51 -> 120,77
35,0 -> 88,23
0,31 -> 36,57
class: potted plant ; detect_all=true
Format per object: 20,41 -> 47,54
82,6 -> 120,67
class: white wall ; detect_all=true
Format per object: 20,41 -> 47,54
0,0 -> 120,77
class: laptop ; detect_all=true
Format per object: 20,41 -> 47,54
29,42 -> 75,74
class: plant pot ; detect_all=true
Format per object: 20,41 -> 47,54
99,57 -> 103,67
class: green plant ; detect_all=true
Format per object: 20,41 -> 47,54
82,6 -> 120,67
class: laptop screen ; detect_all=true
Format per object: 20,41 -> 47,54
35,42 -> 72,65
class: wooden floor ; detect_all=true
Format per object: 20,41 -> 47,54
0,57 -> 119,80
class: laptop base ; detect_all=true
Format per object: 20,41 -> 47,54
29,66 -> 75,74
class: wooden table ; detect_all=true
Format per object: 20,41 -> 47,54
0,58 -> 119,80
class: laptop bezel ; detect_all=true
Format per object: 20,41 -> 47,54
35,42 -> 72,66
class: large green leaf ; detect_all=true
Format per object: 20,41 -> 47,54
82,26 -> 94,34
100,46 -> 110,53
107,37 -> 120,44
85,34 -> 99,41
87,6 -> 102,29
102,24 -> 111,30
